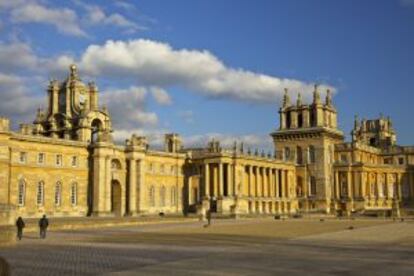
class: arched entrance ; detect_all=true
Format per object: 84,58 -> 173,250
111,180 -> 122,216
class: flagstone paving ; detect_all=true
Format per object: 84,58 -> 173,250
0,218 -> 413,275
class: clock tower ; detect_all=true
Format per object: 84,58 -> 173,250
33,64 -> 112,143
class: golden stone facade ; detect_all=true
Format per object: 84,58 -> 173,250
0,65 -> 413,225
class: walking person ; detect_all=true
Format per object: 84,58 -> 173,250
16,216 -> 25,241
205,209 -> 212,227
38,215 -> 49,239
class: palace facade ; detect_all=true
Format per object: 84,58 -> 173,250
0,65 -> 413,221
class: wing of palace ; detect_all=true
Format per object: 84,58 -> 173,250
0,65 -> 413,220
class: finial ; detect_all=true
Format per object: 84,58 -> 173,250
313,84 -> 320,104
283,88 -> 291,108
354,115 -> 360,128
296,93 -> 302,106
325,89 -> 332,106
70,64 -> 78,79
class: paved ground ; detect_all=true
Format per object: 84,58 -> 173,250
0,218 -> 413,275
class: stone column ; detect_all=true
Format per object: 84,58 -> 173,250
204,163 -> 210,197
269,169 -> 274,197
255,166 -> 259,197
234,164 -> 240,197
397,174 -> 403,200
361,172 -> 367,198
280,170 -> 285,198
347,171 -> 353,199
335,171 -> 340,199
227,164 -> 232,196
249,166 -> 253,197
275,169 -> 280,198
128,158 -> 137,215
218,163 -> 224,197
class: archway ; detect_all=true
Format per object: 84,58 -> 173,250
111,180 -> 122,216
91,118 -> 103,142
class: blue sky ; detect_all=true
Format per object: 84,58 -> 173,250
0,0 -> 413,149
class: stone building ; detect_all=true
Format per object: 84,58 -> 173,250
0,65 -> 413,227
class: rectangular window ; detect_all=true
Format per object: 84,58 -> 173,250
38,153 -> 45,164
309,176 -> 317,196
71,183 -> 77,206
56,154 -> 62,166
19,152 -> 27,163
18,180 -> 25,207
399,158 -> 404,165
340,154 -> 348,163
55,183 -> 61,206
37,182 -> 44,206
71,156 -> 77,167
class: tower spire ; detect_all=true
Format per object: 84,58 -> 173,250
282,88 -> 291,108
313,84 -> 321,104
296,92 -> 302,106
325,89 -> 332,106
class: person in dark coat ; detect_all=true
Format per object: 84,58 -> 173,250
16,217 -> 25,241
38,215 -> 49,239
206,209 -> 212,227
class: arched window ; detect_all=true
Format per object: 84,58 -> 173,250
55,182 -> 62,206
308,146 -> 316,163
71,182 -> 77,206
37,181 -> 44,206
18,179 -> 26,207
160,186 -> 166,207
171,187 -> 177,206
149,186 -> 155,207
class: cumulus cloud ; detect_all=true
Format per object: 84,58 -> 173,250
76,39 -> 334,103
150,86 -> 172,105
0,73 -> 43,124
100,86 -> 158,130
75,1 -> 145,33
0,42 -> 39,71
9,2 -> 86,37
182,133 -> 273,151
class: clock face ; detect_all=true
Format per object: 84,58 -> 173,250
79,94 -> 86,104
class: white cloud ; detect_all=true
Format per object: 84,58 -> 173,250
150,86 -> 172,105
9,2 -> 86,37
100,86 -> 158,130
76,39 -> 335,103
0,73 -> 43,124
77,2 -> 145,33
0,42 -> 40,71
182,133 -> 273,151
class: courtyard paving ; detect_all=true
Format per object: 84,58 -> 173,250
0,218 -> 413,275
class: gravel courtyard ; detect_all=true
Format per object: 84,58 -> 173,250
0,218 -> 413,275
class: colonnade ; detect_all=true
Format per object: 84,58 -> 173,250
202,163 -> 292,199
333,170 -> 410,207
